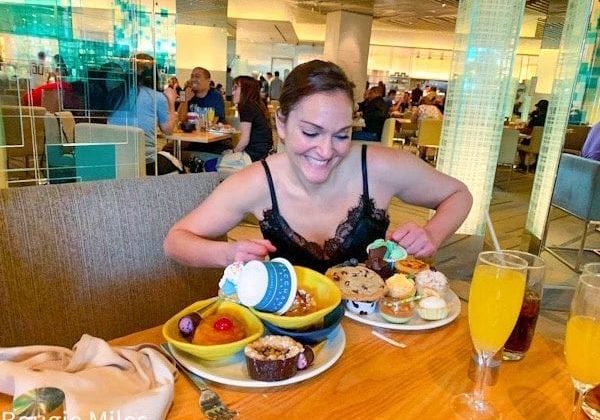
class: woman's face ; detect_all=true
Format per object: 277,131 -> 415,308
277,90 -> 353,184
232,82 -> 241,104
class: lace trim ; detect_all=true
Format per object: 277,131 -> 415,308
260,194 -> 389,261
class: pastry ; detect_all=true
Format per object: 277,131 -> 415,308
325,265 -> 385,302
244,335 -> 305,381
394,258 -> 430,275
417,296 -> 448,320
366,245 -> 394,280
414,269 -> 448,297
385,274 -> 416,299
191,311 -> 247,345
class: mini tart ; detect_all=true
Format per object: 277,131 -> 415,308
414,269 -> 448,298
417,296 -> 448,321
394,258 -> 430,275
244,336 -> 304,381
385,274 -> 416,299
325,265 -> 385,302
379,295 -> 415,324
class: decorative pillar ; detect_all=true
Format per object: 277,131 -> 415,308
323,10 -> 372,102
524,0 -> 594,247
436,0 -> 525,235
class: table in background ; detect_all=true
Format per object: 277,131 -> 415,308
166,130 -> 232,161
0,297 -> 579,419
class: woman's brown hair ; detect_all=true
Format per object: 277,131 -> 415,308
278,60 -> 355,121
234,75 -> 271,127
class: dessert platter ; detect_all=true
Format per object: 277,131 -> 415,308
162,259 -> 345,388
325,239 -> 461,331
208,124 -> 239,135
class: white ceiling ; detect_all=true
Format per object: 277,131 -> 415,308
175,0 -> 562,45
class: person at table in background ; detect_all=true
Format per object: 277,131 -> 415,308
269,70 -> 283,101
177,67 -> 225,124
163,60 -> 472,273
165,76 -> 182,110
383,88 -> 397,113
48,54 -> 69,82
225,67 -> 233,101
30,51 -> 50,87
581,122 -> 600,161
411,83 -> 423,106
108,53 -> 177,175
517,99 -> 549,170
220,75 -> 273,163
411,95 -> 443,123
390,91 -> 411,115
352,86 -> 389,141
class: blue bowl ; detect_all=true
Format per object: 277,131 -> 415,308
261,303 -> 344,345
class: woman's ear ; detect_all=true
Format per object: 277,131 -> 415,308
275,111 -> 286,144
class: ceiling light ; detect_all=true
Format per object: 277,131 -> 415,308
442,3 -> 446,7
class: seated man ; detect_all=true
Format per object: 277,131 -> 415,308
352,86 -> 389,141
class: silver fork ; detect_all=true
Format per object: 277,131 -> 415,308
160,343 -> 238,419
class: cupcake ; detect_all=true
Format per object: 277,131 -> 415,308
414,269 -> 448,298
244,336 -> 305,381
385,274 -> 416,299
366,245 -> 394,280
417,296 -> 448,320
379,274 -> 417,323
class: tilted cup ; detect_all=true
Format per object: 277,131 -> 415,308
237,258 -> 297,315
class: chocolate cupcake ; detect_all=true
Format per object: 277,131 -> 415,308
244,336 -> 304,381
366,245 -> 394,280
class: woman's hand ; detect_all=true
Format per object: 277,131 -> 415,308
184,86 -> 195,102
389,222 -> 439,258
232,239 -> 277,263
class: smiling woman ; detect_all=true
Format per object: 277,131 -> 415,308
163,60 -> 473,274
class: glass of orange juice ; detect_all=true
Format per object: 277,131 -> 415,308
453,251 -> 527,419
565,271 -> 600,419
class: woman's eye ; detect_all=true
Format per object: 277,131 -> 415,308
335,134 -> 349,140
302,131 -> 318,138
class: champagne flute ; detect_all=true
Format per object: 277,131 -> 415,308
453,251 -> 527,419
564,271 -> 600,419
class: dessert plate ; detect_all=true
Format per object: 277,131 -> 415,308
169,326 -> 345,388
344,289 -> 461,331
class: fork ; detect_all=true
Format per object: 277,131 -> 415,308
160,343 -> 238,419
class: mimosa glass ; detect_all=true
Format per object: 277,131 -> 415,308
565,271 -> 600,419
207,107 -> 215,127
453,251 -> 527,419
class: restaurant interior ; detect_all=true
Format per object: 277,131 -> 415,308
1,0 -> 600,418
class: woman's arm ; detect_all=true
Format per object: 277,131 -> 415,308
159,89 -> 178,135
233,121 -> 251,153
163,164 -> 275,267
372,148 -> 472,257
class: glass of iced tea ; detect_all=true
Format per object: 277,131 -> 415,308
502,250 -> 545,361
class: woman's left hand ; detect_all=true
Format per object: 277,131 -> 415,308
388,222 -> 439,258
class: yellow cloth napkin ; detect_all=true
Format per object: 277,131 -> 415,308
0,334 -> 176,420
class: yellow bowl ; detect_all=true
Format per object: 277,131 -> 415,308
162,297 -> 264,361
250,266 -> 342,330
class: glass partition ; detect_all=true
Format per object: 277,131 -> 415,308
0,0 -> 175,187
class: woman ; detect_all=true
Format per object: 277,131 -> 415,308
411,95 -> 443,123
164,60 -> 472,273
227,75 -> 273,162
108,54 -> 177,175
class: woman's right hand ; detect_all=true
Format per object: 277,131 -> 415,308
232,239 -> 277,263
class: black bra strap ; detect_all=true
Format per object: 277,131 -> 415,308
261,159 -> 279,212
361,144 -> 370,202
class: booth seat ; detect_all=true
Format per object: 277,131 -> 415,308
0,173 -> 223,347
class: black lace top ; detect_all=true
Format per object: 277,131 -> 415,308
259,145 -> 390,273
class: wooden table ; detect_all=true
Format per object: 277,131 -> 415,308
1,299 -> 580,419
166,130 -> 233,160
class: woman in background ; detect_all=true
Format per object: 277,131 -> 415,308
227,75 -> 273,162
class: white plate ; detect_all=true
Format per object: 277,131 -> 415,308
344,289 -> 461,331
169,326 -> 346,388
